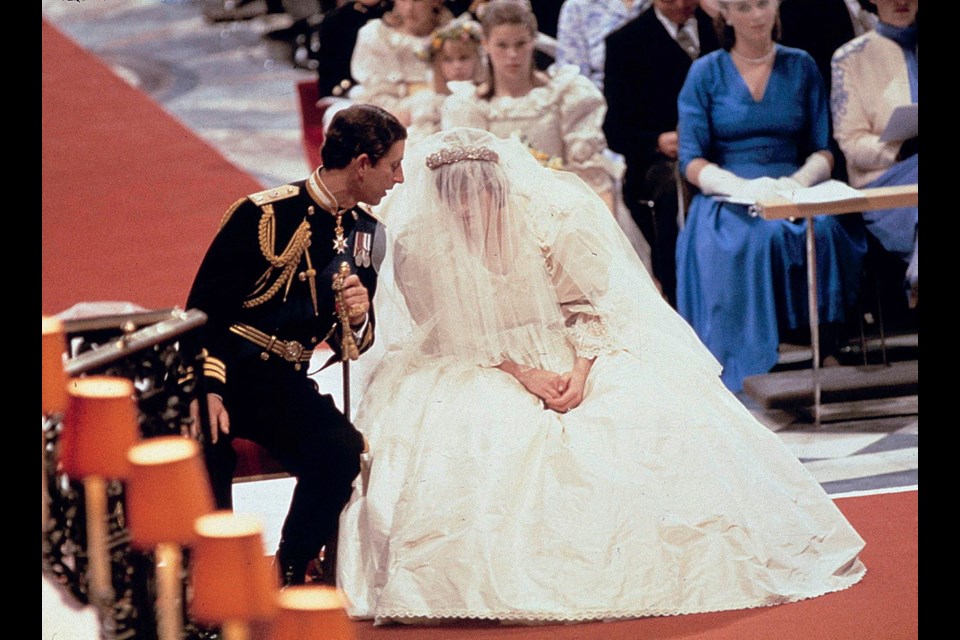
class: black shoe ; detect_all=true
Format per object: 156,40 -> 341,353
274,544 -> 308,587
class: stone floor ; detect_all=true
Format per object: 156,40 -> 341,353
43,0 -> 917,553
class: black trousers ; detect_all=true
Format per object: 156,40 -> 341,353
625,159 -> 682,307
204,356 -> 364,563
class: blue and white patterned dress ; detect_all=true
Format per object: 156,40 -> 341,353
555,0 -> 650,90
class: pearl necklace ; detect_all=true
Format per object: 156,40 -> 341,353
731,45 -> 776,64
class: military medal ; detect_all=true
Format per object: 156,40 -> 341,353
354,229 -> 372,268
333,211 -> 348,254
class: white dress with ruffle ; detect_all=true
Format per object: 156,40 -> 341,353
349,18 -> 433,120
336,159 -> 867,623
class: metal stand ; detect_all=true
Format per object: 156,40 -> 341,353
753,184 -> 919,426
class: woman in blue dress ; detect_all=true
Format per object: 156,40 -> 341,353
676,0 -> 867,392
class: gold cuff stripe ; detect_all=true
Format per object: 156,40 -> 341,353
203,358 -> 227,382
204,370 -> 227,385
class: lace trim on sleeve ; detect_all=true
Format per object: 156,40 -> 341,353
568,313 -> 616,358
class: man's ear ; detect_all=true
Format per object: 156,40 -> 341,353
355,153 -> 372,178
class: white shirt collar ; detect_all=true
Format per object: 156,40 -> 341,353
654,7 -> 700,50
306,167 -> 341,214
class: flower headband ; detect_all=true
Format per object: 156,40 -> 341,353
425,145 -> 500,169
419,17 -> 483,62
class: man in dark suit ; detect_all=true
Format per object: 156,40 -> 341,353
312,0 -> 390,98
183,104 -> 406,586
603,0 -> 719,306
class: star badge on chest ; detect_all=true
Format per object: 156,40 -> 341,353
333,210 -> 349,254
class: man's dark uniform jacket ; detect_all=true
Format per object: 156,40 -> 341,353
183,170 -> 378,569
603,7 -> 719,306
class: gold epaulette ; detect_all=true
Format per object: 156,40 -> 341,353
249,184 -> 300,207
241,184 -> 314,310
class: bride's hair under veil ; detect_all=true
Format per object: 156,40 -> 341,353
379,127 -> 570,369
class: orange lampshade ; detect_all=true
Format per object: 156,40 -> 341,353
60,376 -> 140,479
125,437 -> 215,548
189,511 -> 278,625
270,587 -> 356,640
42,316 -> 69,415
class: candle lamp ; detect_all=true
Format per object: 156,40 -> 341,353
190,511 -> 278,640
61,376 -> 141,615
270,586 -> 357,640
125,436 -> 215,640
42,315 -> 69,416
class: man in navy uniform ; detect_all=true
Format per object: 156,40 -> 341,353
184,104 -> 406,585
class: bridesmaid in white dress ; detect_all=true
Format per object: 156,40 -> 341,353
440,0 -> 655,275
348,0 -> 453,127
406,16 -> 486,145
336,127 -> 866,625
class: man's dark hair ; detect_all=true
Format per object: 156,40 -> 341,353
320,104 -> 408,169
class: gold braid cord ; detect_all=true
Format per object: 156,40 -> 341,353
242,204 -> 313,309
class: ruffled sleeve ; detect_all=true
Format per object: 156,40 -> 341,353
552,65 -> 617,198
525,169 -> 720,377
528,192 -> 619,359
439,81 -> 488,130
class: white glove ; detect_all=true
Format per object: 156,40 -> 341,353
790,152 -> 832,187
696,164 -> 748,197
736,177 -> 782,203
772,176 -> 804,198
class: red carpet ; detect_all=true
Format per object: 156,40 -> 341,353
352,490 -> 918,640
42,19 -> 262,315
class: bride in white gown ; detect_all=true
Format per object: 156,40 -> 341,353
336,127 -> 866,624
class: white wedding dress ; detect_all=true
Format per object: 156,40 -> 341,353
337,129 -> 866,624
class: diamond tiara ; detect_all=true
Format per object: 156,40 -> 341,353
425,145 -> 500,170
